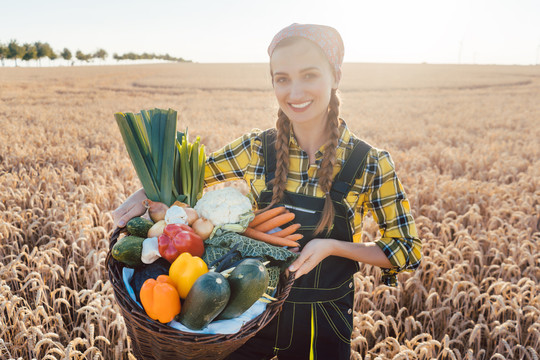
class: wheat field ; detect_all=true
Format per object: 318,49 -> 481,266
0,62 -> 539,359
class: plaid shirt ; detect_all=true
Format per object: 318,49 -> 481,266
205,120 -> 422,287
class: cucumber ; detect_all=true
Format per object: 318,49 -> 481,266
112,235 -> 145,268
217,258 -> 269,320
178,272 -> 230,330
126,217 -> 154,238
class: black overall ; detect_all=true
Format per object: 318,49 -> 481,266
226,129 -> 371,360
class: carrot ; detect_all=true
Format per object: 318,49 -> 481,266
249,206 -> 287,228
254,212 -> 296,233
242,227 -> 300,248
285,234 -> 303,241
272,223 -> 301,237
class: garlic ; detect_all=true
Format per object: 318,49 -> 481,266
141,237 -> 161,264
165,205 -> 189,225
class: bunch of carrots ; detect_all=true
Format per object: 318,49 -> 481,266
242,207 -> 302,248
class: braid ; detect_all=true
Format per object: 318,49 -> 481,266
271,109 -> 291,205
258,109 -> 290,212
314,89 -> 341,235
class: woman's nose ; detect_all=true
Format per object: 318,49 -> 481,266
289,81 -> 305,100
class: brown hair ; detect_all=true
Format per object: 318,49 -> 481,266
264,89 -> 341,235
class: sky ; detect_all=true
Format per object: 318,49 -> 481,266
1,0 -> 540,65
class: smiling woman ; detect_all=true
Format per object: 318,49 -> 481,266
270,38 -> 339,160
113,23 -> 422,360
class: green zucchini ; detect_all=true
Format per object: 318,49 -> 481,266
126,217 -> 154,238
111,235 -> 145,268
217,258 -> 269,320
178,271 -> 231,330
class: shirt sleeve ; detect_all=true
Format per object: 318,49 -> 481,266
362,149 -> 422,287
204,129 -> 263,187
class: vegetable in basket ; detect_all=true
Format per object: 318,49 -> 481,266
177,271 -> 231,330
141,237 -> 161,264
158,224 -> 204,263
111,235 -> 145,268
194,187 -> 252,227
169,252 -> 208,299
193,187 -> 255,239
114,109 -> 179,206
140,275 -> 181,323
217,258 -> 270,320
191,218 -> 214,240
240,206 -> 304,248
164,205 -> 189,225
148,220 -> 166,238
143,199 -> 169,222
126,217 -> 154,238
130,258 -> 170,303
114,108 -> 206,208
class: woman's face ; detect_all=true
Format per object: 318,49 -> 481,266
270,38 -> 338,128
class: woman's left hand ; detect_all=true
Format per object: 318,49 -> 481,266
287,238 -> 336,279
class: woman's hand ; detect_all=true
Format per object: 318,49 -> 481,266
112,188 -> 148,228
287,238 -> 337,279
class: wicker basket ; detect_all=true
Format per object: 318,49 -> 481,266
106,227 -> 295,360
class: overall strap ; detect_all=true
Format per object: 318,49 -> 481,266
329,139 -> 372,203
262,128 -> 278,187
262,128 -> 371,202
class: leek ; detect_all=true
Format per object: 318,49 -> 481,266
115,107 -> 206,207
115,108 -> 178,206
177,133 -> 206,207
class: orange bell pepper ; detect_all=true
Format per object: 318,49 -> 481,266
169,252 -> 208,298
140,275 -> 181,323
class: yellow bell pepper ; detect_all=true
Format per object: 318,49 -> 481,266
140,275 -> 181,323
169,252 -> 208,298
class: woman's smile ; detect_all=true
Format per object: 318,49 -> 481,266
289,100 -> 313,111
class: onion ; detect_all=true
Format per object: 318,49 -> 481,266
184,207 -> 199,226
147,220 -> 167,238
192,218 -> 214,240
142,199 -> 169,222
173,200 -> 189,208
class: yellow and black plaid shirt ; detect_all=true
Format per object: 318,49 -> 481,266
204,120 -> 422,287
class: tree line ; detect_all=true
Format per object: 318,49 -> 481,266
0,40 -> 190,66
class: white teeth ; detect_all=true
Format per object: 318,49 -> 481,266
290,101 -> 312,109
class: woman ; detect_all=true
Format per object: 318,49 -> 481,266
113,23 -> 422,360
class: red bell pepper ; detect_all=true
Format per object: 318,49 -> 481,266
158,224 -> 204,263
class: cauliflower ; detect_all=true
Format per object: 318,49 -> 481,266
194,187 -> 252,226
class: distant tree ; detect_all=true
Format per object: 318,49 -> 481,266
35,42 -> 55,65
94,48 -> 107,60
34,41 -> 44,65
0,42 -> 7,66
61,48 -> 72,61
49,49 -> 58,60
7,40 -> 25,66
76,50 -> 91,62
22,43 -> 37,62
123,52 -> 137,60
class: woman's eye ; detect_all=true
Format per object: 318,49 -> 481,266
275,77 -> 287,83
304,73 -> 317,80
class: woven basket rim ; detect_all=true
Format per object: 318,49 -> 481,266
106,227 -> 295,345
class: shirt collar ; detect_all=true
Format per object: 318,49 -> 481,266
289,118 -> 352,158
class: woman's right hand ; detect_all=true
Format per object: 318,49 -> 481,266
112,188 -> 148,228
